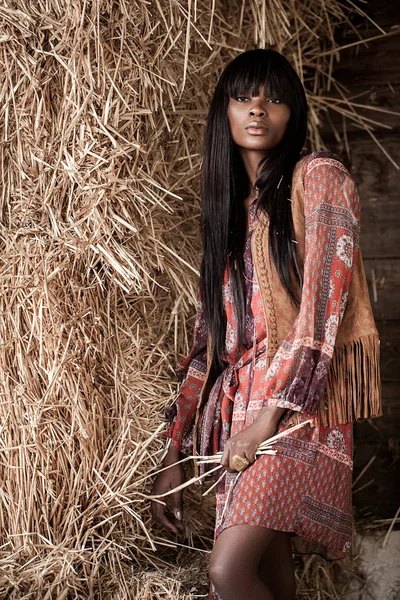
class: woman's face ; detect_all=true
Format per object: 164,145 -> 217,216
227,85 -> 291,153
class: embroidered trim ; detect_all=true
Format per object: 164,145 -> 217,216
317,444 -> 353,469
252,212 -> 279,354
305,157 -> 349,178
187,366 -> 207,380
275,436 -> 317,467
302,495 -> 353,537
278,337 -> 334,358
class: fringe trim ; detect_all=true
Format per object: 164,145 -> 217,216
283,334 -> 382,428
322,333 -> 382,427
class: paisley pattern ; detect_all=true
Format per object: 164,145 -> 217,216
164,153 -> 359,597
261,154 -> 361,417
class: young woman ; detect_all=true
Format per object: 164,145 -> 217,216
150,49 -> 381,600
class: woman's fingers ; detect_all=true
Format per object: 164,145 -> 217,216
221,438 -> 257,472
246,449 -> 257,464
221,445 -> 248,473
171,490 -> 184,532
221,444 -> 235,473
150,466 -> 185,534
151,497 -> 182,534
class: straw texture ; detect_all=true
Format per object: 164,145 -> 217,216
0,0 -> 391,597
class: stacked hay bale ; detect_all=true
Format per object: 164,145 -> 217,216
0,1 -> 385,597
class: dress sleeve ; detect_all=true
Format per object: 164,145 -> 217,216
164,298 -> 208,452
262,157 -> 361,416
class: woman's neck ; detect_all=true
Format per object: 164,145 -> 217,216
239,148 -> 268,193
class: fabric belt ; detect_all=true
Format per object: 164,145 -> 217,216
221,337 -> 268,403
195,337 -> 269,479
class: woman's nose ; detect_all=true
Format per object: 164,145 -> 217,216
249,106 -> 266,117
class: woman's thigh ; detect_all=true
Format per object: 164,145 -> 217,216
209,524 -> 277,591
258,531 -> 296,599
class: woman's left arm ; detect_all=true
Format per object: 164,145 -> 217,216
260,156 -> 361,418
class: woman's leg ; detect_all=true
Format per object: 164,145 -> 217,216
209,524 -> 277,600
258,531 -> 296,600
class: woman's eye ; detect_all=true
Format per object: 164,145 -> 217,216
235,96 -> 281,103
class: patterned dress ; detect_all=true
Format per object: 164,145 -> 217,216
165,154 -> 357,596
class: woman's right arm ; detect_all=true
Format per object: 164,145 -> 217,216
151,297 -> 208,533
164,298 -> 208,454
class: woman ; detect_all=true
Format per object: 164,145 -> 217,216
150,49 -> 381,600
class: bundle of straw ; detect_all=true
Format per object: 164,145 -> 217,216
0,0 -> 392,597
147,419 -> 313,499
147,419 -> 314,526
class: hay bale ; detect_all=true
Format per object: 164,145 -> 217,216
0,1 -> 390,597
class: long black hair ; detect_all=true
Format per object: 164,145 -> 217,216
200,49 -> 308,368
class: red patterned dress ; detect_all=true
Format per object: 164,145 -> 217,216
165,153 -> 357,593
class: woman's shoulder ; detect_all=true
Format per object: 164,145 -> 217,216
292,150 -> 360,217
296,149 -> 353,182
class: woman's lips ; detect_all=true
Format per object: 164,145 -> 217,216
245,125 -> 269,135
246,122 -> 268,135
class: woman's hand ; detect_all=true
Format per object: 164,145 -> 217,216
221,406 -> 285,473
150,447 -> 185,534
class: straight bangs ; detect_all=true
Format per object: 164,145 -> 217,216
224,50 -> 299,108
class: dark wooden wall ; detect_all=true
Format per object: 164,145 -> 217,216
321,1 -> 400,517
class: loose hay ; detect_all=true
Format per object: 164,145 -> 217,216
0,1 -> 393,598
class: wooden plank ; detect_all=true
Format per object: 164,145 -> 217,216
361,195 -> 400,260
350,137 -> 400,210
334,22 -> 400,88
380,381 -> 400,413
321,122 -> 400,169
358,382 -> 400,438
321,84 -> 400,133
365,1 -> 400,25
354,143 -> 400,253
318,1 -> 400,134
337,0 -> 400,33
354,403 -> 398,517
377,320 -> 400,381
352,437 -> 400,517
363,259 -> 400,320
